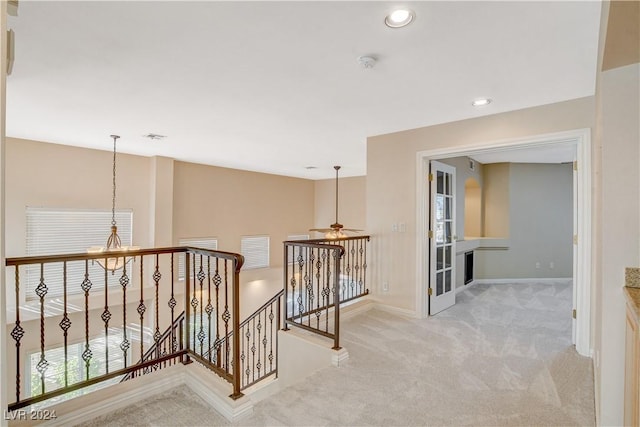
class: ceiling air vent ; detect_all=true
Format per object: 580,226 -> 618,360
143,133 -> 166,141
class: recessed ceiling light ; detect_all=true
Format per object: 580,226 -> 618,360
305,166 -> 317,170
471,98 -> 492,107
385,9 -> 415,28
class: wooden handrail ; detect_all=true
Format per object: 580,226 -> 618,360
6,246 -> 244,270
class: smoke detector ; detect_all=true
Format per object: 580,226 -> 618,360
357,56 -> 377,69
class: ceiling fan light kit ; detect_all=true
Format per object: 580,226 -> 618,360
309,165 -> 364,239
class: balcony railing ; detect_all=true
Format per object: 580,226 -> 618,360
5,246 -> 244,411
283,235 -> 370,349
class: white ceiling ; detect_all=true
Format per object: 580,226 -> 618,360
6,1 -> 601,179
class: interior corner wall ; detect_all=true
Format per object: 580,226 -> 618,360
477,163 -> 573,280
596,62 -> 640,426
313,175 -> 366,233
482,163 -> 510,238
366,96 -> 594,312
172,161 -> 315,316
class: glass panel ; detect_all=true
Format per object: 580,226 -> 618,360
435,195 -> 444,221
444,221 -> 452,243
445,245 -> 451,268
435,222 -> 444,244
437,171 -> 444,194
437,247 -> 443,270
445,197 -> 452,220
445,270 -> 452,292
436,272 -> 443,296
445,173 -> 451,195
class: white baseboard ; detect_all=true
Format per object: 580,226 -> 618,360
331,348 -> 350,367
370,302 -> 419,319
456,280 -> 478,294
472,278 -> 572,285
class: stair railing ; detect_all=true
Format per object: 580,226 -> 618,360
5,246 -> 244,412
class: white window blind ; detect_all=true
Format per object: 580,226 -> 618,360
241,236 -> 270,269
286,234 -> 309,264
25,208 -> 133,301
178,237 -> 218,280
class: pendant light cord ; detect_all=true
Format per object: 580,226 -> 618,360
110,135 -> 119,227
334,166 -> 340,225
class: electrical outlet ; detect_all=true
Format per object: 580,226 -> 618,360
535,262 -> 541,269
382,282 -> 389,292
549,261 -> 555,269
391,223 -> 398,232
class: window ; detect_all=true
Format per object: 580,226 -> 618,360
25,208 -> 133,301
178,237 -> 218,280
26,328 -> 131,406
241,235 -> 269,269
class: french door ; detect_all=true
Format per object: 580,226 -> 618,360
429,160 -> 456,315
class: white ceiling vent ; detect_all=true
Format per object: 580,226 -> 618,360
143,133 -> 166,141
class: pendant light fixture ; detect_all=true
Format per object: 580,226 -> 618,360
309,166 -> 363,239
87,135 -> 139,272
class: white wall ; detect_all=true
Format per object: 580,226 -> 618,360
596,62 -> 640,426
1,2 -> 8,422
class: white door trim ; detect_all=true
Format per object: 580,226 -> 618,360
415,128 -> 592,357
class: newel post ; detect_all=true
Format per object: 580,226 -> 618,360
230,255 -> 243,399
332,247 -> 343,350
182,251 -> 192,364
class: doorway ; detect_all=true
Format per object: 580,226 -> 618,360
416,129 -> 592,357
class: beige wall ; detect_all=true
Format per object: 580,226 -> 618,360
5,138 -> 153,257
3,140 -> 321,395
464,179 -> 482,238
482,163 -> 510,238
313,175 -> 366,234
172,161 -> 316,316
366,96 -> 594,311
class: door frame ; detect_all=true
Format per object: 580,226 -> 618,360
415,128 -> 592,357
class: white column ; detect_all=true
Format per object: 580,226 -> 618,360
149,156 -> 174,247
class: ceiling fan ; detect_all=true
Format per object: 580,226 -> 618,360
310,166 -> 363,239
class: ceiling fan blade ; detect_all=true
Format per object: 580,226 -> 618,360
309,228 -> 334,232
341,228 -> 363,232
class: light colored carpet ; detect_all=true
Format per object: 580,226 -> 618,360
83,281 -> 595,426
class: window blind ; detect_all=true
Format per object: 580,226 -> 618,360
25,208 -> 133,301
178,237 -> 218,280
241,236 -> 270,269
